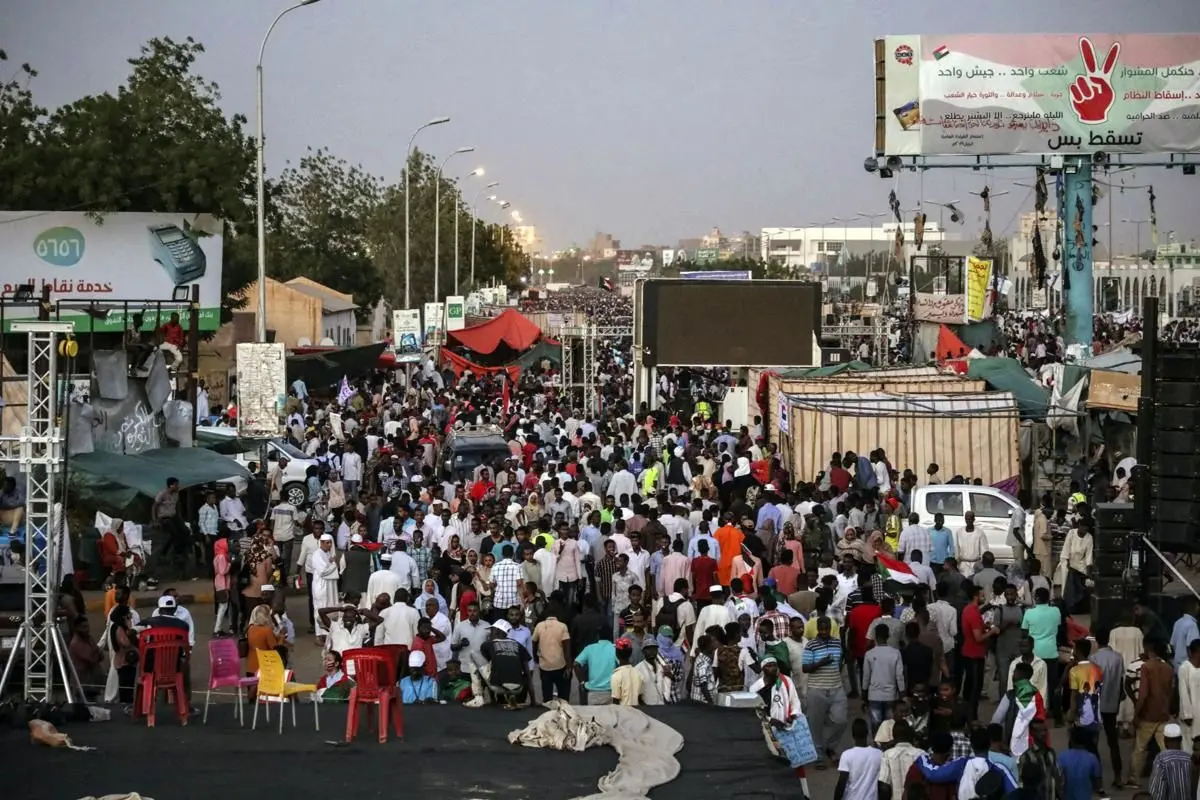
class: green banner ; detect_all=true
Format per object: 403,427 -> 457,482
2,307 -> 222,333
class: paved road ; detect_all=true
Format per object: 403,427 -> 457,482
77,590 -> 1159,798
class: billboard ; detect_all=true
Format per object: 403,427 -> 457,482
423,302 -> 444,342
876,34 -> 1200,156
679,270 -> 752,281
391,309 -> 421,353
445,296 -> 466,331
235,342 -> 286,438
661,249 -> 676,267
616,250 -> 655,271
965,256 -> 994,322
637,279 -> 822,367
0,211 -> 224,331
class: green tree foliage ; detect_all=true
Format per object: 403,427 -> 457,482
0,38 -> 259,318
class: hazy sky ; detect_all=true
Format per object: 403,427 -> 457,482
5,1 -> 1199,252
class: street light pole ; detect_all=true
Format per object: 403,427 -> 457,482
434,146 -> 474,302
403,116 -> 450,309
256,0 -> 322,342
471,182 -> 500,288
456,168 -> 484,295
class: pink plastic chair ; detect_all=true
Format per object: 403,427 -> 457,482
203,637 -> 259,726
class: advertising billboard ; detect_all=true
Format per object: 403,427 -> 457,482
445,296 -> 466,331
0,211 -> 224,331
391,309 -> 421,353
679,270 -> 752,281
965,256 -> 995,321
616,250 -> 655,271
423,302 -> 444,342
876,34 -> 1200,156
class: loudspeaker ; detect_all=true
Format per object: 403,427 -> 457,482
1157,349 -> 1200,382
1150,453 -> 1200,477
1093,550 -> 1128,578
1094,503 -> 1136,530
1092,575 -> 1129,599
1151,430 -> 1200,456
1140,592 -> 1188,630
1153,405 -> 1200,431
1151,477 -> 1200,503
1151,519 -> 1200,553
1096,529 -> 1132,553
1150,500 -> 1200,524
1154,382 -> 1200,404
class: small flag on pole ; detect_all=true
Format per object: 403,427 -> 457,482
337,376 -> 353,406
933,45 -> 950,60
501,372 -> 511,416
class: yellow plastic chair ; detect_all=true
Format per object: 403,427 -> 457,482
251,649 -> 320,734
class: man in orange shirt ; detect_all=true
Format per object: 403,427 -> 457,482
713,514 -> 744,587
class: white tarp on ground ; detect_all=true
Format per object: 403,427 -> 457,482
508,700 -> 683,800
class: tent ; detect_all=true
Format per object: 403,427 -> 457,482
440,347 -> 520,381
287,343 -> 389,387
966,357 -> 1051,420
448,308 -> 542,356
70,447 -> 251,509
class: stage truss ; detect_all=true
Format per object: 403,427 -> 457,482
559,325 -> 632,417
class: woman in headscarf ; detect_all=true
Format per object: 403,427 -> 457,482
241,527 -> 275,625
416,578 -> 449,618
437,533 -> 466,578
245,604 -> 279,678
866,529 -> 893,559
835,527 -> 870,564
106,603 -> 139,706
524,491 -> 543,521
473,551 -> 494,616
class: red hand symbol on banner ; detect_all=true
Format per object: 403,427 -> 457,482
1069,37 -> 1120,124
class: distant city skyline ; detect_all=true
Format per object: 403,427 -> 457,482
5,1 -> 1198,252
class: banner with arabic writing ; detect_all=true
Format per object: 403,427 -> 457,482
965,257 -> 994,322
878,34 -> 1200,156
914,293 -> 965,324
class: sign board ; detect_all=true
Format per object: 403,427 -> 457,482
545,313 -> 565,331
423,302 -> 444,343
778,394 -> 790,435
914,292 -> 967,324
822,347 -> 852,366
661,249 -> 676,267
445,296 -> 466,331
616,249 -> 655,271
877,34 -> 1200,156
0,211 -> 224,331
391,309 -> 421,353
235,342 -> 286,438
965,256 -> 994,321
866,278 -> 879,298
679,270 -> 752,281
695,248 -> 719,264
1032,288 -> 1048,308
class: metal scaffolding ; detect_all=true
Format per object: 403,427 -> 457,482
823,322 -> 893,365
559,325 -> 632,417
0,321 -> 77,703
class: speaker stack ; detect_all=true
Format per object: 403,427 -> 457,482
1092,501 -> 1135,630
1146,344 -> 1200,553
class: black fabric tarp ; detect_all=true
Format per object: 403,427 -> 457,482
4,704 -> 789,800
69,447 -> 249,509
511,339 -> 563,371
287,342 -> 388,388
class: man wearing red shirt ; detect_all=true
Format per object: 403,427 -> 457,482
469,468 -> 495,503
828,456 -> 852,494
158,312 -> 185,349
689,539 -> 719,606
846,590 -> 883,696
959,583 -> 995,720
521,440 -> 537,470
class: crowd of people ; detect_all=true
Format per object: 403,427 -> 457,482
78,284 -> 1200,800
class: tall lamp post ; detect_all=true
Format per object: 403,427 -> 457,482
403,116 -> 450,309
856,211 -> 889,299
455,167 -> 484,295
471,181 -> 500,288
434,146 -> 475,301
256,0 -> 323,342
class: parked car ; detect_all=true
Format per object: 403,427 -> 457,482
910,485 -> 1032,566
440,425 -> 512,482
204,431 -> 315,507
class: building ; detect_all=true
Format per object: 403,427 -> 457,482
512,225 -> 541,255
238,277 -> 360,348
587,232 -> 619,258
761,221 -> 959,271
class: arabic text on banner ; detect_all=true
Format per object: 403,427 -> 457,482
879,34 -> 1200,156
965,257 -> 994,322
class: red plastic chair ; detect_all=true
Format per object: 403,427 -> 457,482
203,637 -> 259,726
133,628 -> 189,727
373,644 -> 408,676
343,649 -> 403,743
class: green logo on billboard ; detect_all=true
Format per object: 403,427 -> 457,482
448,303 -> 463,319
34,226 -> 86,266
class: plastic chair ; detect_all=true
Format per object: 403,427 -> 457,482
133,628 -> 189,727
343,650 -> 403,744
251,648 -> 319,734
203,637 -> 259,725
373,644 -> 408,676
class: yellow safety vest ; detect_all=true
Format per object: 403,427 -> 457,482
641,465 -> 660,496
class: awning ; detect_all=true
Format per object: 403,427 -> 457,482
448,308 -> 541,355
440,347 -> 520,381
71,447 -> 250,498
287,343 -> 389,387
195,428 -> 270,455
511,340 -> 563,371
966,357 -> 1051,420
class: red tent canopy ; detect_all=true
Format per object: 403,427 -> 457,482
440,347 -> 520,381
448,308 -> 541,355
937,324 -> 971,374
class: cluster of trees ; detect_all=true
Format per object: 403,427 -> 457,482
0,37 -> 528,322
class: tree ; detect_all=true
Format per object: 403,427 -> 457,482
0,38 -> 259,320
268,147 -> 383,316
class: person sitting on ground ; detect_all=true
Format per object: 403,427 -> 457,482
480,619 -> 533,708
400,650 -> 438,704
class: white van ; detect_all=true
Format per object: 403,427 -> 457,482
910,485 -> 1033,565
203,428 -> 316,506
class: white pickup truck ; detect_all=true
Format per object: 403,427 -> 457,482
910,485 -> 1033,566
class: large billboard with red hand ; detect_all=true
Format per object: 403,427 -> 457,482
875,34 -> 1200,156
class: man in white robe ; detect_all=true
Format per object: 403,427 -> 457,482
361,553 -> 403,609
1178,640 -> 1200,745
309,533 -> 341,638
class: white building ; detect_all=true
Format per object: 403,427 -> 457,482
761,221 -> 958,272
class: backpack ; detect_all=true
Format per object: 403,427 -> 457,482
656,596 -> 685,631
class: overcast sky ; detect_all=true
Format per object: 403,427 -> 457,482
5,1 -> 1198,252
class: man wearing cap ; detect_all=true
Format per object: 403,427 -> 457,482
634,635 -> 672,705
610,637 -> 643,706
363,554 -> 402,610
144,594 -> 194,711
480,620 -> 533,709
308,533 -> 341,640
1148,722 -> 1190,799
399,650 -> 438,704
